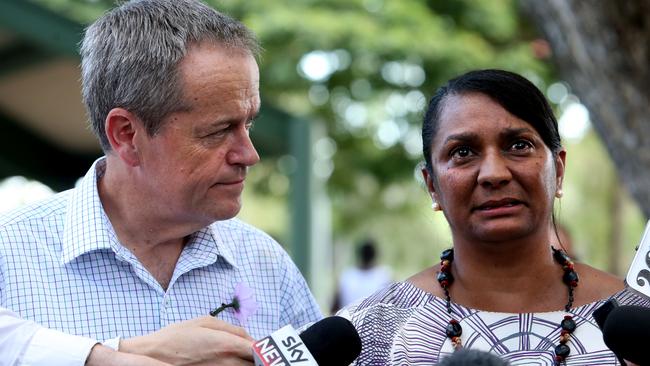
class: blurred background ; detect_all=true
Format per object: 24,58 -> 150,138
1,0 -> 648,312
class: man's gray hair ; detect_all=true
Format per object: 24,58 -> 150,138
80,0 -> 260,152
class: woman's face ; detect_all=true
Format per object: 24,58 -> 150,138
423,92 -> 565,243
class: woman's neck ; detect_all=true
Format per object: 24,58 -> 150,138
452,235 -> 555,277
440,232 -> 573,312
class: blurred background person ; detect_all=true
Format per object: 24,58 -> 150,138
331,238 -> 392,313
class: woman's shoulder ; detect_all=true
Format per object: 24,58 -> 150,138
343,281 -> 431,315
574,263 -> 625,304
611,286 -> 650,307
336,281 -> 436,366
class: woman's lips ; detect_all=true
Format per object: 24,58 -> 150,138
474,198 -> 524,211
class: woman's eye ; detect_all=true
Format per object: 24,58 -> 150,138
511,140 -> 532,151
451,146 -> 472,158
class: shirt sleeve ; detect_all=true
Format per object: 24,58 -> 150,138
279,252 -> 324,328
0,307 -> 98,366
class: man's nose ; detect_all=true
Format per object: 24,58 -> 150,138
227,127 -> 260,167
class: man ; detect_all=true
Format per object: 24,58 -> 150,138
0,0 -> 321,364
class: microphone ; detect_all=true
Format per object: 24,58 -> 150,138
602,305 -> 650,365
597,220 -> 650,365
252,316 -> 362,366
437,349 -> 510,366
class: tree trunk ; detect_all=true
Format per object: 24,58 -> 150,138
520,0 -> 650,219
608,179 -> 624,275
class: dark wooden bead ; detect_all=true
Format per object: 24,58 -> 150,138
438,271 -> 454,284
440,248 -> 454,262
563,270 -> 579,286
554,343 -> 570,357
552,248 -> 570,264
446,320 -> 462,338
561,316 -> 577,332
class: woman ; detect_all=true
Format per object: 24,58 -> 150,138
340,69 -> 648,365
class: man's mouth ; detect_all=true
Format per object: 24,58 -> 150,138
214,177 -> 246,186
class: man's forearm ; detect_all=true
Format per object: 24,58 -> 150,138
86,344 -> 172,366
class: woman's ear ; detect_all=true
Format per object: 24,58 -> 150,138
555,148 -> 567,192
421,167 -> 440,209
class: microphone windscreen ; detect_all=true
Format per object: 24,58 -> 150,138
437,349 -> 510,366
602,305 -> 650,365
299,316 -> 362,366
592,298 -> 619,330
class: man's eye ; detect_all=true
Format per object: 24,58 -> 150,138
205,129 -> 227,138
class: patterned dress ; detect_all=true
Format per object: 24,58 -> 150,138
339,281 -> 649,365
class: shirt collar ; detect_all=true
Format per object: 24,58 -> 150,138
175,223 -> 239,271
61,157 -> 239,268
61,157 -> 116,265
207,221 -> 239,268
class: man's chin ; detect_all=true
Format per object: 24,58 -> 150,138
207,202 -> 242,222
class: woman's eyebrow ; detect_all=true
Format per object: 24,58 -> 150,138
500,127 -> 534,139
442,132 -> 478,145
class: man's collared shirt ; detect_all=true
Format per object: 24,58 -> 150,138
0,158 -> 322,344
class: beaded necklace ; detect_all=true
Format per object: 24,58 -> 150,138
437,247 -> 579,365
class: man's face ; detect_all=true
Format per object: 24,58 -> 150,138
135,42 -> 260,226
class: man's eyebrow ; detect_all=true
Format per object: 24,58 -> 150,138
199,120 -> 229,129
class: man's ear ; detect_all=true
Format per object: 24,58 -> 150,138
104,108 -> 142,166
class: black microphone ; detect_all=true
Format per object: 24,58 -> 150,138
602,305 -> 650,365
300,316 -> 362,366
252,316 -> 361,366
437,349 -> 510,366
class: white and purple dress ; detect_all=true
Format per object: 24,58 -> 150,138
340,281 -> 648,365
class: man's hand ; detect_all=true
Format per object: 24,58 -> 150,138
86,344 -> 172,366
120,316 -> 255,366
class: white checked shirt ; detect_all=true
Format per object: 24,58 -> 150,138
0,158 -> 322,363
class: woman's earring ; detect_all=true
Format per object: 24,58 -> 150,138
555,189 -> 564,198
432,202 -> 441,211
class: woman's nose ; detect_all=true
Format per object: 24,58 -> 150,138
477,150 -> 512,188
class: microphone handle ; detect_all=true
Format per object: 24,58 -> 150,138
593,299 -> 627,366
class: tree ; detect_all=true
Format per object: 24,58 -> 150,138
520,0 -> 650,219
